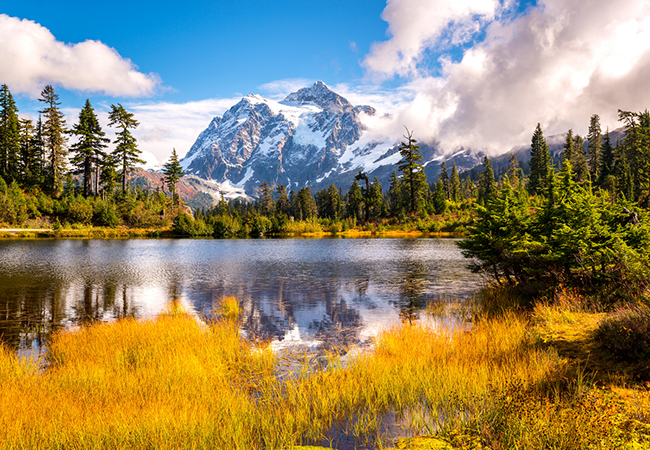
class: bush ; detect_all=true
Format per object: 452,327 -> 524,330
94,200 -> 120,227
173,213 -> 213,236
595,303 -> 650,364
66,198 -> 93,225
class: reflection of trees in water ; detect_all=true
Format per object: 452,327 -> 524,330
0,277 -> 141,350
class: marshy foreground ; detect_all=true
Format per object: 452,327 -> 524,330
1,291 -> 649,450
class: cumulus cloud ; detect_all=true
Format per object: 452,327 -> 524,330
364,0 -> 650,155
363,0 -> 502,78
127,98 -> 241,166
0,14 -> 160,98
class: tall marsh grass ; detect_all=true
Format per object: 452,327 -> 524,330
3,292 -> 647,449
0,300 -> 560,449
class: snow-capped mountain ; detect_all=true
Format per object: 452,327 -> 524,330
181,82 -> 443,198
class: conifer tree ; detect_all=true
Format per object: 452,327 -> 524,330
367,177 -> 384,219
275,184 -> 289,216
619,109 -> 650,202
598,130 -> 615,185
438,161 -> 449,199
296,186 -> 316,220
38,85 -> 67,193
562,129 -> 574,169
572,134 -> 589,182
326,183 -> 342,219
257,180 -> 274,216
587,114 -> 602,180
397,128 -> 427,214
69,100 -> 109,197
108,103 -> 144,192
0,84 -> 21,182
478,156 -> 496,204
528,123 -> 551,194
346,180 -> 363,220
450,162 -> 461,202
387,169 -> 403,215
162,148 -> 184,207
506,153 -> 522,189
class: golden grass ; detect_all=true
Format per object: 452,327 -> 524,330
2,291 -> 648,449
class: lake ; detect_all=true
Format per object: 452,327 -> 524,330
0,237 -> 482,353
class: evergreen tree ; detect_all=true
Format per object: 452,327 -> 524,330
506,153 -> 522,189
438,161 -> 449,199
478,156 -> 496,204
346,180 -> 364,220
528,123 -> 551,194
275,184 -> 289,216
572,134 -> 589,182
397,128 -> 427,214
0,84 -> 20,182
257,180 -> 274,216
108,103 -> 144,192
38,85 -> 67,193
162,148 -> 184,206
450,162 -> 461,202
354,170 -> 370,221
296,186 -> 316,220
387,169 -> 403,215
598,130 -> 615,185
69,100 -> 109,197
619,109 -> 650,202
562,129 -> 574,169
433,179 -> 447,214
326,183 -> 342,219
367,177 -> 384,219
587,114 -> 602,180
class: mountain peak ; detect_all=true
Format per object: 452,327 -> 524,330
283,81 -> 353,113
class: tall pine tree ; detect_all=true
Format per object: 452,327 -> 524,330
528,123 -> 551,194
69,100 -> 109,197
397,128 -> 427,214
108,103 -> 144,192
162,148 -> 185,207
38,85 -> 67,193
0,84 -> 21,182
587,114 -> 602,180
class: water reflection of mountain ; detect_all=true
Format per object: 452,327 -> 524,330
0,238 -> 483,352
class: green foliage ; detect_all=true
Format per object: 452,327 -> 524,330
162,148 -> 184,206
460,164 -> 650,300
66,196 -> 93,225
172,213 -> 213,236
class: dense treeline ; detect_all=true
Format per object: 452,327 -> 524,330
460,111 -> 650,301
0,84 -> 188,229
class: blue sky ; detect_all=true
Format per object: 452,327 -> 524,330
2,0 -> 650,166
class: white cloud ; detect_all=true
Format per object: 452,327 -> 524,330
127,98 -> 240,165
257,78 -> 315,99
363,0 -> 650,155
0,14 -> 160,98
363,0 -> 501,78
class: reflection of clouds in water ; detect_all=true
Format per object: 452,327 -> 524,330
0,238 -> 482,352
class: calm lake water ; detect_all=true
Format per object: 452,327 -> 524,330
0,238 -> 482,353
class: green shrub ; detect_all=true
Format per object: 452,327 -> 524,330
67,198 -> 93,225
94,200 -> 120,227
